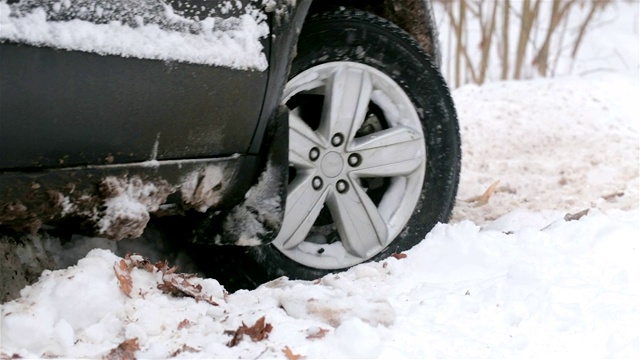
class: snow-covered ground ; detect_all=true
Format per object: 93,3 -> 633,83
2,2 -> 639,359
2,74 -> 637,359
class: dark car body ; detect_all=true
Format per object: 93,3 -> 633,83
0,0 -> 442,243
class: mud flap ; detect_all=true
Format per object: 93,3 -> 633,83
193,105 -> 289,245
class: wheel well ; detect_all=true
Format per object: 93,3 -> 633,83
307,0 -> 441,65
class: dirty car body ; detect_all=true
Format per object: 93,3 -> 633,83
0,0 -> 443,239
1,0 -> 460,285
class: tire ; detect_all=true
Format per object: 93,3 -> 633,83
230,9 -> 460,287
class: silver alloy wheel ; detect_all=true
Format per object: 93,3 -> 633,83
273,62 -> 427,269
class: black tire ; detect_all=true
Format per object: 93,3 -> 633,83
192,9 -> 460,290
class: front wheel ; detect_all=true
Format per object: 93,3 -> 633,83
247,9 -> 460,283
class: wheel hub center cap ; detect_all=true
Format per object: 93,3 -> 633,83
320,151 -> 344,178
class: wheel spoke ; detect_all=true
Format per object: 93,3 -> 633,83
326,178 -> 388,258
274,174 -> 329,250
289,113 -> 326,169
350,126 -> 424,177
318,66 -> 373,142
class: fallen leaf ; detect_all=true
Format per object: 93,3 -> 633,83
177,319 -> 192,330
465,180 -> 501,207
170,344 -> 199,357
306,327 -> 329,339
282,346 -> 304,360
245,316 -> 273,342
225,330 -> 243,348
603,191 -> 624,201
564,209 -> 589,221
0,353 -> 22,359
114,259 -> 133,297
391,253 -> 407,260
225,316 -> 273,347
115,254 -> 220,305
105,338 -> 139,360
157,273 -> 219,306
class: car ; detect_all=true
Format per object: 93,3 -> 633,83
0,0 -> 460,285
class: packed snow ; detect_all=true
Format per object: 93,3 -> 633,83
1,1 -> 639,359
0,0 -> 269,70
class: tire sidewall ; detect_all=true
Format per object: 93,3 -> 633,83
247,10 -> 460,281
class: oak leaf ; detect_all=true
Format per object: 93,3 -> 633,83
391,252 -> 407,260
157,273 -> 219,306
115,254 -> 220,305
114,259 -> 133,297
225,316 -> 273,347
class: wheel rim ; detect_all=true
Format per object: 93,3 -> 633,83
273,62 -> 426,269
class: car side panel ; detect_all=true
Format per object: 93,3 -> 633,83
0,0 -> 269,170
0,43 -> 268,170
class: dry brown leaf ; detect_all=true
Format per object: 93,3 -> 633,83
282,346 -> 304,360
564,209 -> 590,221
391,252 -> 407,260
225,330 -> 243,347
465,180 -> 501,207
225,316 -> 273,347
105,338 -> 139,360
114,259 -> 133,297
170,344 -> 199,357
603,191 -> 624,201
244,316 -> 273,342
157,273 -> 219,306
177,319 -> 193,330
0,352 -> 23,359
115,254 -> 220,305
306,328 -> 329,339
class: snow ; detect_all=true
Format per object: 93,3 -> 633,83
2,208 -> 639,358
452,74 -> 639,225
94,176 -> 174,240
1,2 -> 639,359
0,0 -> 269,70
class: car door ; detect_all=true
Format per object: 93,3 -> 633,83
0,0 -> 270,170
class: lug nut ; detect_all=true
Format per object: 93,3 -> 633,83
309,147 -> 320,161
348,153 -> 361,167
336,179 -> 349,193
312,176 -> 323,190
331,133 -> 344,147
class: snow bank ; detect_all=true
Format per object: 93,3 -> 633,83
452,74 -> 639,224
2,210 -> 638,358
